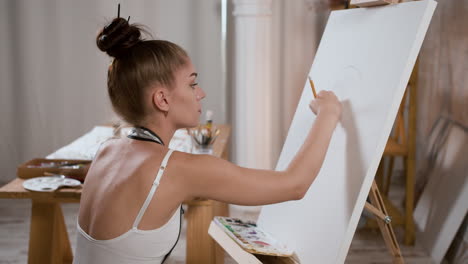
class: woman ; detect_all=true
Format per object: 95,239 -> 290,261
74,17 -> 341,263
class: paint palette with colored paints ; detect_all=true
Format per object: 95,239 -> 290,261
23,176 -> 81,192
213,217 -> 293,257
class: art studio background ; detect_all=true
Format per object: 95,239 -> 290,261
0,0 -> 466,263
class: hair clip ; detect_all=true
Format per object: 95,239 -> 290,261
99,35 -> 107,42
117,3 -> 120,18
127,16 -> 131,23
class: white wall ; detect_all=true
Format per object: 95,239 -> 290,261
0,0 -> 224,183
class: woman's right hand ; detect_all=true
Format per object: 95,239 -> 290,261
309,90 -> 342,121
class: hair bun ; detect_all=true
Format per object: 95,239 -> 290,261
96,17 -> 142,58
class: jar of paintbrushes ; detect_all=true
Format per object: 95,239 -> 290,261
188,110 -> 220,154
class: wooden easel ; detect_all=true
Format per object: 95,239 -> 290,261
345,0 -> 407,261
351,0 -> 399,8
349,1 -> 410,263
369,59 -> 419,246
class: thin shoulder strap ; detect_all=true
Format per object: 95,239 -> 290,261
132,149 -> 175,228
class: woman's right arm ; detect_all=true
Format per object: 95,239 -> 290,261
173,90 -> 342,206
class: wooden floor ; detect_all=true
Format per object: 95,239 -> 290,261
0,173 -> 434,263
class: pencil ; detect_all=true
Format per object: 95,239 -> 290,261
308,77 -> 317,98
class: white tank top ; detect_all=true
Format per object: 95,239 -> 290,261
73,149 -> 182,264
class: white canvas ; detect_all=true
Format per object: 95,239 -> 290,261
414,123 -> 468,264
257,1 -> 437,263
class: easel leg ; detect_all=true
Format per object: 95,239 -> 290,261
376,160 -> 385,189
383,156 -> 395,196
404,57 -> 418,245
366,181 -> 404,263
404,158 -> 416,245
28,201 -> 73,264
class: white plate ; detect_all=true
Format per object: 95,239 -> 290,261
23,176 -> 81,192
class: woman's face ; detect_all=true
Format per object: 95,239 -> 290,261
169,58 -> 206,128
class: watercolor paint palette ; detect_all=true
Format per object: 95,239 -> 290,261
213,217 -> 293,257
23,176 -> 81,192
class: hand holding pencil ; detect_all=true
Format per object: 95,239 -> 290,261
308,77 -> 342,119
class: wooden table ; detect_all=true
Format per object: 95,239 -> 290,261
0,124 -> 231,264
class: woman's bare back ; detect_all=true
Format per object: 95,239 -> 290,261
78,138 -> 184,240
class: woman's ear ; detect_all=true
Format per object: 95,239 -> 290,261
151,88 -> 170,113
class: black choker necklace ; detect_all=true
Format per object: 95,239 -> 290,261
127,126 -> 165,146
